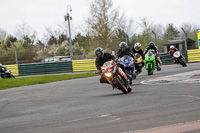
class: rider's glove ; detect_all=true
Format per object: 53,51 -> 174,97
114,58 -> 118,63
95,70 -> 102,74
134,59 -> 138,63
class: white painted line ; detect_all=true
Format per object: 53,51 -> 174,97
99,114 -> 112,117
141,70 -> 200,85
65,113 -> 120,123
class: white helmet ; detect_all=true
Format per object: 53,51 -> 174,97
170,45 -> 175,50
134,42 -> 141,51
0,64 -> 2,68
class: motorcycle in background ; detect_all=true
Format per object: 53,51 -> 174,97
118,55 -> 136,84
144,50 -> 162,75
172,51 -> 187,67
144,51 -> 156,75
134,53 -> 143,75
1,67 -> 15,79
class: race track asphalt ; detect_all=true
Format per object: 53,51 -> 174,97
0,62 -> 200,133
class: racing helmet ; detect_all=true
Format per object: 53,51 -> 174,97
119,42 -> 128,48
134,42 -> 141,51
119,42 -> 128,51
149,42 -> 155,48
95,47 -> 104,57
170,45 -> 175,50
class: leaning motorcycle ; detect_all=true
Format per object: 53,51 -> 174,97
118,55 -> 136,85
99,61 -> 132,94
134,53 -> 143,75
1,68 -> 15,79
173,51 -> 187,67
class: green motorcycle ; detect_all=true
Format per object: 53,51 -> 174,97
144,51 -> 156,75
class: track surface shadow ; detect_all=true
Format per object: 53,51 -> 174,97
93,90 -> 142,97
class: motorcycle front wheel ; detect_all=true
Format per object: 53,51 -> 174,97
113,77 -> 128,94
147,64 -> 152,75
179,58 -> 187,67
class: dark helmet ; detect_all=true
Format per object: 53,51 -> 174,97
149,42 -> 155,48
95,47 -> 104,57
119,42 -> 128,48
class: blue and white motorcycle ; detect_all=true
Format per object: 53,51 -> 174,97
119,55 -> 136,85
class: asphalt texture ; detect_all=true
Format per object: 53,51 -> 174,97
0,62 -> 200,133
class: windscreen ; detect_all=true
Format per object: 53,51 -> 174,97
147,51 -> 153,56
102,61 -> 111,69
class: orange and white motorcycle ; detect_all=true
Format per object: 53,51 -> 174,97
97,61 -> 132,94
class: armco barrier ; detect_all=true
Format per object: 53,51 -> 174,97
4,64 -> 19,76
160,50 -> 188,65
72,59 -> 97,72
187,49 -> 200,62
4,49 -> 195,77
18,61 -> 73,76
160,53 -> 174,65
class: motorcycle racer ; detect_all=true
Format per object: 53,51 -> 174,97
95,47 -> 131,91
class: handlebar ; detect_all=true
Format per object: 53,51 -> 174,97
95,70 -> 102,75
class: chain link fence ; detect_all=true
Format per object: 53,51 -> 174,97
0,38 -> 130,65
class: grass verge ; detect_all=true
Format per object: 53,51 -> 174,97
0,72 -> 97,90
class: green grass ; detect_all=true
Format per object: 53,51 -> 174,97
0,72 -> 98,90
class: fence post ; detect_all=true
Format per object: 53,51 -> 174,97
64,5 -> 73,59
181,27 -> 187,50
12,42 -> 18,64
38,41 -> 45,62
94,36 -> 100,47
152,30 -> 157,46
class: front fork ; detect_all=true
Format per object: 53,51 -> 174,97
117,67 -> 129,88
105,67 -> 129,89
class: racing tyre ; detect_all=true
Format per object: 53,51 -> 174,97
147,64 -> 151,75
113,77 -> 128,94
180,58 -> 187,67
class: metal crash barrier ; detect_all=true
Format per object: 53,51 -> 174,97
72,59 -> 97,72
3,49 -> 200,76
4,64 -> 19,76
187,49 -> 200,62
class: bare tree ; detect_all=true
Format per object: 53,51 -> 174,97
152,24 -> 165,38
138,17 -> 153,35
45,27 -> 61,40
14,21 -> 37,43
88,0 -> 126,39
152,24 -> 166,50
124,18 -> 138,38
57,22 -> 69,37
137,17 -> 154,48
180,23 -> 200,47
84,0 -> 137,51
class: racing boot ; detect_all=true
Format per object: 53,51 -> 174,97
124,77 -> 132,93
111,83 -> 116,89
123,70 -> 131,79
